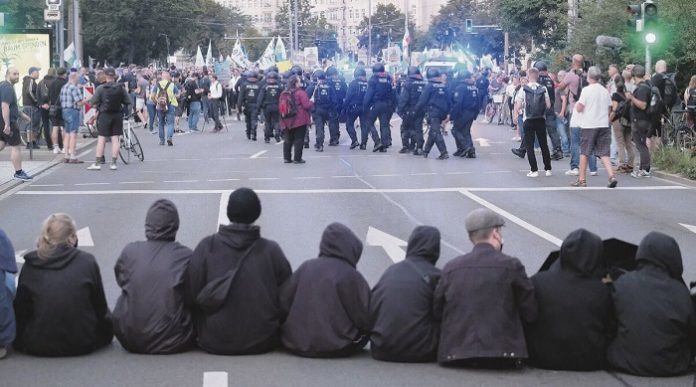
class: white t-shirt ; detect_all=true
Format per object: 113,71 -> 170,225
573,83 -> 611,129
514,82 -> 550,122
505,84 -> 516,98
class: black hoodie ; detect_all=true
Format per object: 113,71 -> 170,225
370,226 -> 442,362
14,246 -> 113,356
280,223 -> 371,357
112,199 -> 194,354
187,223 -> 291,355
608,232 -> 696,376
526,229 -> 615,371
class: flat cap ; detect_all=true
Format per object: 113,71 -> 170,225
465,208 -> 506,233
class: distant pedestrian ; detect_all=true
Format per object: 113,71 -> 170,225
279,75 -> 313,164
208,74 -> 224,132
59,72 -> 86,164
626,65 -> 653,178
21,67 -> 41,149
0,67 -> 33,182
48,68 -> 68,154
515,67 -> 552,177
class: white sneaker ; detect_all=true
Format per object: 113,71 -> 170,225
0,346 -> 7,359
87,163 -> 101,170
590,171 -> 598,176
52,146 -> 59,154
60,148 -> 65,154
565,168 -> 579,176
109,163 -> 117,170
527,171 -> 539,177
545,170 -> 552,177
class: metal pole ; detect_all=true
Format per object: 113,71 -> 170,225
404,0 -> 409,66
504,31 -> 509,70
58,3 -> 65,67
293,0 -> 299,54
368,0 -> 372,65
288,0 -> 294,57
646,44 -> 652,76
74,0 -> 83,66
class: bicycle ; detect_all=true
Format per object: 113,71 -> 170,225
119,116 -> 144,164
484,93 -> 504,124
662,109 -> 696,152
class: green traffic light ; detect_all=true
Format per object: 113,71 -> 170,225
645,32 -> 657,44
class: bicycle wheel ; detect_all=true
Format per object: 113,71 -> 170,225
119,135 -> 131,164
129,129 -> 144,161
485,104 -> 496,123
86,123 -> 98,138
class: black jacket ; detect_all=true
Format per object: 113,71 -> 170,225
280,223 -> 371,357
415,80 -> 451,119
112,200 -> 194,354
397,76 -> 427,116
344,77 -> 368,113
433,243 -> 537,364
187,223 -> 291,355
526,229 -> 615,371
48,76 -> 67,106
14,246 -> 113,356
363,72 -> 395,111
607,232 -> 696,376
370,226 -> 441,362
22,76 -> 38,107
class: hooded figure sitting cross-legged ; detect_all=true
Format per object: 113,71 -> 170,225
280,222 -> 371,358
370,225 -> 442,363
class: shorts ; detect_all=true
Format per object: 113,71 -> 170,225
97,112 -> 124,137
580,127 -> 611,157
135,98 -> 145,112
50,114 -> 64,128
0,121 -> 21,146
62,108 -> 81,134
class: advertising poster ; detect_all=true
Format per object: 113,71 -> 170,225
304,47 -> 318,69
0,32 -> 52,76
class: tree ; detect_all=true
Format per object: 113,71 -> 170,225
494,0 -> 567,52
1,0 -> 44,30
275,0 -> 341,59
357,3 -> 413,59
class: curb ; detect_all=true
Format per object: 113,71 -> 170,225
0,139 -> 98,196
650,169 -> 696,187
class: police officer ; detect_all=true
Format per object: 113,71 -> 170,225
451,68 -> 479,158
237,70 -> 261,141
342,67 -> 372,149
363,63 -> 395,152
415,68 -> 450,160
258,71 -> 282,143
397,66 -> 428,155
306,69 -> 334,152
326,66 -> 347,146
535,61 -> 564,160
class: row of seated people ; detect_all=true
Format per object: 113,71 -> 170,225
0,188 -> 694,377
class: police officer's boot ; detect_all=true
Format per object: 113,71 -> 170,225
359,142 -> 367,150
437,152 -> 450,160
373,143 -> 384,152
413,147 -> 423,156
453,149 -> 464,157
350,141 -> 359,149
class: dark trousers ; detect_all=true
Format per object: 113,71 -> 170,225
40,107 -> 58,148
350,111 -> 378,145
284,125 -> 307,162
210,99 -> 223,130
545,110 -> 561,152
367,102 -> 392,147
401,112 -> 424,149
263,109 -> 280,141
632,119 -> 652,172
328,110 -> 340,143
424,116 -> 447,154
452,111 -> 477,152
343,110 -> 360,143
244,107 -> 258,139
523,118 -> 552,172
313,108 -> 330,146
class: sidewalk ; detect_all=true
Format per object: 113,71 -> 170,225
0,135 -> 96,194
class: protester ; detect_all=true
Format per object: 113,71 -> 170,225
0,67 -> 33,181
607,232 -> 696,376
21,67 -> 41,149
112,199 -> 194,354
48,67 -> 68,155
13,213 -> 113,356
610,77 -> 636,174
433,208 -> 537,368
0,229 -> 17,359
515,67 -> 552,177
153,70 -> 178,146
208,74 -> 224,132
526,229 -> 614,371
187,188 -> 291,355
370,226 -> 441,363
59,72 -> 86,163
279,75 -> 313,164
280,222 -> 370,358
626,65 -> 652,178
36,68 -> 59,151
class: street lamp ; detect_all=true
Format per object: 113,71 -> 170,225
645,32 -> 656,44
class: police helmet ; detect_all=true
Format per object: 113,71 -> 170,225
372,63 -> 385,73
266,65 -> 279,73
314,69 -> 326,80
426,68 -> 441,79
248,70 -> 259,78
407,66 -> 421,77
326,66 -> 339,77
242,70 -> 252,78
534,61 -> 548,72
354,67 -> 366,78
266,71 -> 279,80
290,65 -> 303,76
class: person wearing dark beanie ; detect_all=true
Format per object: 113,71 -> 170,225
188,188 -> 291,355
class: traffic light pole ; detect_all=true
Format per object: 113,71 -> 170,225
646,44 -> 652,76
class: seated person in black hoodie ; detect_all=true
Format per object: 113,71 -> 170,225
187,188 -> 291,355
280,222 -> 371,358
370,225 -> 442,362
526,229 -> 614,371
14,214 -> 113,357
608,232 -> 696,377
112,199 -> 194,354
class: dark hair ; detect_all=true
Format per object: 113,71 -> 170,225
286,75 -> 301,90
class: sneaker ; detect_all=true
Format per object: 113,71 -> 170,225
527,171 -> 539,178
0,346 -> 6,359
167,139 -> 173,146
13,170 -> 33,182
565,168 -> 579,176
87,163 -> 101,170
631,169 -> 651,178
570,179 -> 587,187
608,176 -> 618,189
511,148 -> 526,158
159,140 -> 165,146
110,163 -> 118,170
437,152 -> 449,160
52,146 -> 60,154
590,171 -> 598,176
545,170 -> 552,177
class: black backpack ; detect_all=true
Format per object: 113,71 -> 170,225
612,94 -> 631,125
661,73 -> 678,110
644,81 -> 664,119
101,84 -> 124,113
539,74 -> 556,107
313,83 -> 332,105
523,85 -> 547,119
687,88 -> 696,109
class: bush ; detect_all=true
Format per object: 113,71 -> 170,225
652,147 -> 696,180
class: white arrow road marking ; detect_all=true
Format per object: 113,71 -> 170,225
250,150 -> 267,159
76,227 -> 94,247
366,226 -> 407,263
475,138 -> 491,147
680,223 -> 696,234
203,372 -> 228,387
15,250 -> 27,264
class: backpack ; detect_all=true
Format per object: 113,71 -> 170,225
313,83 -> 332,105
279,90 -> 298,119
687,88 -> 696,109
523,85 -> 547,119
571,71 -> 588,102
101,84 -> 125,113
156,81 -> 171,111
539,74 -> 556,107
661,73 -> 678,110
644,81 -> 664,119
613,94 -> 631,125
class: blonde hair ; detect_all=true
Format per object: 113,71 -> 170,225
689,75 -> 696,90
37,213 -> 77,259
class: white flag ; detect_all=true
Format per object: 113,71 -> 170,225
63,43 -> 76,67
205,40 -> 213,66
195,45 -> 204,67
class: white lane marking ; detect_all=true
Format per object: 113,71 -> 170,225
482,170 -> 513,174
366,226 -> 406,263
248,177 -> 280,181
163,180 -> 199,183
173,158 -> 202,161
475,138 -> 491,147
29,184 -> 65,187
371,174 -> 399,177
203,372 -> 228,387
16,185 -> 689,195
218,191 -> 233,226
410,172 -> 437,176
119,181 -> 154,184
459,189 -> 563,247
331,175 -> 357,179
15,250 -> 27,264
445,172 -> 473,175
76,227 -> 95,247
293,176 -> 322,180
74,182 -> 110,186
208,178 -> 241,182
680,223 -> 696,234
250,150 -> 267,159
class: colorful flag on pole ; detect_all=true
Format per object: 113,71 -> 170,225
402,28 -> 411,60
195,45 -> 204,67
257,37 -> 276,70
274,36 -> 287,61
205,40 -> 213,66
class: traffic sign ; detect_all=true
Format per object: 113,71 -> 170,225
44,10 -> 61,22
47,4 -> 59,11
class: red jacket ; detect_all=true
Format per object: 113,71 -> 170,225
280,88 -> 313,130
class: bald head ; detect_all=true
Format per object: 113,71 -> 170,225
655,60 -> 667,74
572,54 -> 584,70
5,66 -> 20,84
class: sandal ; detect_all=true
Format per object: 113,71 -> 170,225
570,179 -> 587,187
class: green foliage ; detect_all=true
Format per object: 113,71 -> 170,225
495,0 -> 567,51
652,147 -> 696,180
1,0 -> 44,30
357,4 -> 413,57
275,0 -> 339,58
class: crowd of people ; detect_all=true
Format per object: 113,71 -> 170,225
0,188 -> 694,377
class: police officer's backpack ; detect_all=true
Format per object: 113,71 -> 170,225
313,83 -> 331,105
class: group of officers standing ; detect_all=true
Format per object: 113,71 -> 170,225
235,62 -> 482,160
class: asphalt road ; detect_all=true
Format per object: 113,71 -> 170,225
0,115 -> 694,387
